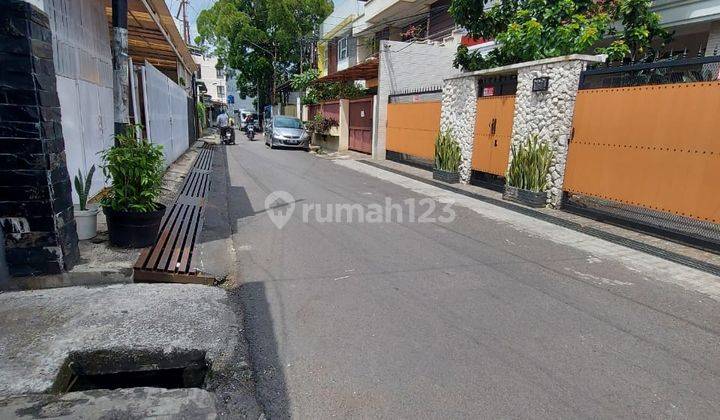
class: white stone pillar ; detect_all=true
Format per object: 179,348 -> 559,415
509,55 -> 604,206
371,95 -> 381,159
338,99 -> 350,152
440,77 -> 478,183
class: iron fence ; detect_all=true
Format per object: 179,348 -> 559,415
388,85 -> 443,103
580,55 -> 720,89
478,74 -> 518,97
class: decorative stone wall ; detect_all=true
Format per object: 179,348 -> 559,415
0,1 -> 79,277
510,59 -> 588,206
440,77 -> 477,182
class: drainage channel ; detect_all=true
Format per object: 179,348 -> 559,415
134,144 -> 216,284
53,349 -> 209,394
359,160 -> 720,277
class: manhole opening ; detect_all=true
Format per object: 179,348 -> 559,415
52,349 -> 209,393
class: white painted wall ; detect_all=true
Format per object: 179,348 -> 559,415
321,0 -> 364,37
192,54 -> 226,104
143,62 -> 190,168
44,0 -> 114,202
375,38 -> 462,159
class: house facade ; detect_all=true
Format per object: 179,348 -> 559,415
191,50 -> 227,124
318,0 -> 365,79
653,0 -> 720,56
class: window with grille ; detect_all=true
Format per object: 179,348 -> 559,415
338,37 -> 348,61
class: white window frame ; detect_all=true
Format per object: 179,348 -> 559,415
338,37 -> 348,61
217,85 -> 225,97
216,68 -> 224,78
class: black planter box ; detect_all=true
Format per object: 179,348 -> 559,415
433,169 -> 460,184
104,204 -> 166,248
503,186 -> 547,208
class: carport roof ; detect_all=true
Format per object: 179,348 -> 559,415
315,58 -> 379,83
104,0 -> 197,73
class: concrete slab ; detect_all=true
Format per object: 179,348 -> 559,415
0,284 -> 239,398
0,387 -> 217,419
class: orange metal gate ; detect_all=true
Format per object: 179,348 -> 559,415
564,82 -> 720,224
471,95 -> 516,176
349,97 -> 373,154
386,101 -> 441,160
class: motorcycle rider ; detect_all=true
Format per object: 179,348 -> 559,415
216,108 -> 233,143
244,113 -> 256,140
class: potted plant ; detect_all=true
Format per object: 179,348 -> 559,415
101,125 -> 166,248
73,165 -> 98,240
503,134 -> 553,208
433,131 -> 461,183
305,114 -> 337,147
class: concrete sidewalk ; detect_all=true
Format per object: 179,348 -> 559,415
0,283 -> 261,418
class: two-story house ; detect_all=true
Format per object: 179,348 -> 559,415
191,48 -> 227,124
318,0 -> 366,80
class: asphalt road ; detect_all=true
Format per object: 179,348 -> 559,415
221,139 -> 720,419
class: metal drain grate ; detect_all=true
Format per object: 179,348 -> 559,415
133,144 -> 215,284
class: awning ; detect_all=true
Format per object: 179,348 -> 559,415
104,0 -> 197,74
314,59 -> 379,83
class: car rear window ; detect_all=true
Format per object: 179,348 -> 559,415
274,117 -> 302,129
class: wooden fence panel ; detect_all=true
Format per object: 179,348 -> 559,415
564,82 -> 720,223
386,101 -> 441,160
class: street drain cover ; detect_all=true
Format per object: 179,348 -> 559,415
53,349 -> 209,393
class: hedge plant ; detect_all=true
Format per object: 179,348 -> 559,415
434,131 -> 461,172
506,134 -> 553,192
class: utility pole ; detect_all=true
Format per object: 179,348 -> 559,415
176,0 -> 191,44
272,45 -> 277,106
112,0 -> 129,136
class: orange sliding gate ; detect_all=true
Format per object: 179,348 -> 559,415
349,97 -> 373,154
564,81 -> 720,225
386,101 -> 441,163
471,95 -> 516,177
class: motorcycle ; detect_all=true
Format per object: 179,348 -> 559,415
246,123 -> 256,141
221,127 -> 235,145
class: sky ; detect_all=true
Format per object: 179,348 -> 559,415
165,0 -> 216,44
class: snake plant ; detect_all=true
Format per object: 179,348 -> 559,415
434,131 -> 461,172
74,165 -> 95,211
506,134 -> 553,192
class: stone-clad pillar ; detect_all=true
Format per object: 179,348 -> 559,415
0,1 -> 79,277
509,55 -> 604,206
440,77 -> 477,183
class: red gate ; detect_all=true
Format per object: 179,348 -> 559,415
349,97 -> 373,154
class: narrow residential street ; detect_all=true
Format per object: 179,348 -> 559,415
222,140 -> 720,418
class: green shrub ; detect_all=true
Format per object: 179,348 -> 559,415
434,131 -> 461,172
196,101 -> 207,128
101,125 -> 165,212
506,134 -> 553,192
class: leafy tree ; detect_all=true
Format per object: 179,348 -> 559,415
450,0 -> 670,71
291,70 -> 368,105
599,0 -> 671,62
196,0 -> 332,110
290,69 -> 319,91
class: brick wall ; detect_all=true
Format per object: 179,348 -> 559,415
0,1 -> 79,277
